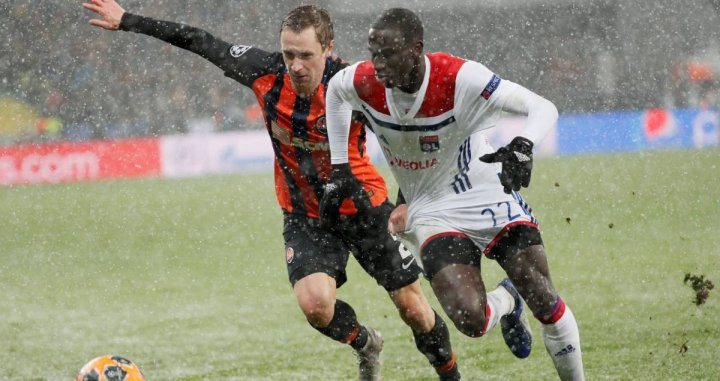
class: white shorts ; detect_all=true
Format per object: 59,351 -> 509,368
398,193 -> 538,268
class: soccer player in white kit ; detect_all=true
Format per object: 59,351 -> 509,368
320,8 -> 584,380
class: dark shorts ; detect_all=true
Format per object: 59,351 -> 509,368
421,224 -> 543,280
283,201 -> 422,292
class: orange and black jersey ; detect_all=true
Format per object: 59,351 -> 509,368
120,13 -> 387,218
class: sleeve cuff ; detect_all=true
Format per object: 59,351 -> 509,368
119,12 -> 142,32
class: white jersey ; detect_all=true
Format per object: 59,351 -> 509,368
326,52 -> 557,233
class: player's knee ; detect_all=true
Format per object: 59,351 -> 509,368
296,293 -> 335,327
453,320 -> 485,338
448,309 -> 486,338
301,302 -> 334,327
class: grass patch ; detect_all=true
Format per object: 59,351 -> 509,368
1,149 -> 718,379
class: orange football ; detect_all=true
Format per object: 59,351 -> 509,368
76,355 -> 145,381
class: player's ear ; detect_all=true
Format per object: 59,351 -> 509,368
325,39 -> 335,57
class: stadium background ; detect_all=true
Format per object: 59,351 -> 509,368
2,0 -> 719,143
1,0 -> 719,379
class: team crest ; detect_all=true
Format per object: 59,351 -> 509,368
419,135 -> 440,152
229,45 -> 251,58
285,246 -> 295,263
315,115 -> 327,135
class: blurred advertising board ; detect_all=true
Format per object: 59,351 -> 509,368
0,138 -> 160,186
556,108 -> 719,155
480,107 -> 718,156
159,131 -> 274,177
1,108 -> 716,186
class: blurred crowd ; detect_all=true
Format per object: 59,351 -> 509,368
1,0 -> 717,145
1,0 -> 276,145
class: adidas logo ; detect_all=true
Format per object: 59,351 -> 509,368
554,344 -> 575,357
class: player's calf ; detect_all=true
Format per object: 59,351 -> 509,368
428,264 -> 489,337
422,236 -> 491,337
411,310 -> 461,380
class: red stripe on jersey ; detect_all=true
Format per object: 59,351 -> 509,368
252,74 -> 276,99
416,53 -> 466,118
275,75 -> 319,215
272,159 -> 292,212
346,121 -> 388,213
353,61 -> 390,115
253,74 -> 294,213
307,83 -> 332,211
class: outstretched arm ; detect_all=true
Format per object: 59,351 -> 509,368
82,0 -> 281,87
83,0 -> 232,68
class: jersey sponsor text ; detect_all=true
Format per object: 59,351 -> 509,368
271,121 -> 330,151
388,156 -> 439,170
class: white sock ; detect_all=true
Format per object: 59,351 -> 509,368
483,287 -> 514,334
541,303 -> 585,381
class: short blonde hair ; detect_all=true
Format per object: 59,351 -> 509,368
281,5 -> 334,49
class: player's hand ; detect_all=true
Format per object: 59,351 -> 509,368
319,163 -> 372,229
388,204 -> 408,234
83,0 -> 126,30
479,136 -> 534,194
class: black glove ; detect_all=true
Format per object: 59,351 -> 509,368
479,136 -> 534,194
319,163 -> 373,228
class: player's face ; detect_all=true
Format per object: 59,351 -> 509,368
368,28 -> 421,90
280,27 -> 333,98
